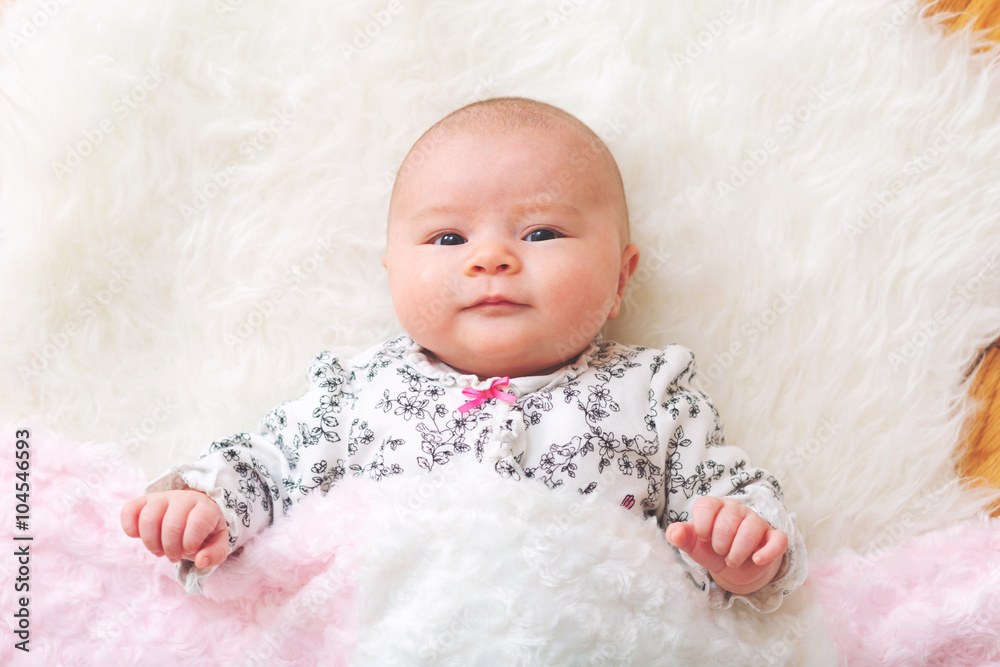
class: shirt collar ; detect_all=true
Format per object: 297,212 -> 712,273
402,336 -> 602,395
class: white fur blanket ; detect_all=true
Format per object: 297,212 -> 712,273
3,0 -> 1000,664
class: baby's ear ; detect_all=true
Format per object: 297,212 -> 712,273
609,244 -> 640,319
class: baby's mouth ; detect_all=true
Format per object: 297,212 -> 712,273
466,296 -> 524,309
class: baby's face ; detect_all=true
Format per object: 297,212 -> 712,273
384,125 -> 638,379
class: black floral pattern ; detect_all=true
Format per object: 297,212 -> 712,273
182,336 -> 786,562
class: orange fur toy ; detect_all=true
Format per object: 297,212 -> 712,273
923,0 -> 1000,509
932,0 -> 1000,41
961,345 -> 1000,512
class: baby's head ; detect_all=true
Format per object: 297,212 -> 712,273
383,97 -> 639,379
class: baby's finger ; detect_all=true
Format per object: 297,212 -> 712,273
181,500 -> 223,558
159,495 -> 198,563
120,496 -> 147,538
751,528 -> 789,566
667,522 -> 728,572
708,503 -> 750,559
691,496 -> 725,543
193,525 -> 229,569
136,495 -> 169,557
726,519 -> 768,569
666,522 -> 696,554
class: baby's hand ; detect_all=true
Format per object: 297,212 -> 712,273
665,497 -> 787,596
120,490 -> 229,569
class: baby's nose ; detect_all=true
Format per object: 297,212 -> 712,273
465,242 -> 520,275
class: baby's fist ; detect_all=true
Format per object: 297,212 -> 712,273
666,497 -> 787,595
121,490 -> 229,569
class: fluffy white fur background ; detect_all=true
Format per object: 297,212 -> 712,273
1,0 -> 1000,660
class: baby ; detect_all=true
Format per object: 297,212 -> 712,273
121,97 -> 806,610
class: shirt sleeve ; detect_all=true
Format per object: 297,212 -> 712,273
145,351 -> 353,594
651,346 -> 808,612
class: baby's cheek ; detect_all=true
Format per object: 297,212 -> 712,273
552,289 -> 613,341
573,275 -> 619,319
388,289 -> 426,339
388,266 -> 429,326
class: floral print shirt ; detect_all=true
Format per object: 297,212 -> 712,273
149,335 -> 807,610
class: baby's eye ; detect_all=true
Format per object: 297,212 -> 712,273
433,233 -> 467,246
524,229 -> 561,242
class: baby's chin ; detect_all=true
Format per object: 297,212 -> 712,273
435,344 -> 589,381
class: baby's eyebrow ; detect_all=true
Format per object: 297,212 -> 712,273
511,201 -> 584,219
410,201 -> 584,222
411,204 -> 464,221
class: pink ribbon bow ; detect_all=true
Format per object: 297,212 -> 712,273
459,377 -> 516,413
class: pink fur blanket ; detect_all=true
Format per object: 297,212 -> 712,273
812,521 -> 1000,665
2,427 -> 999,666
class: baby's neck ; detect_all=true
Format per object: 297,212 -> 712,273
422,348 -> 583,381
